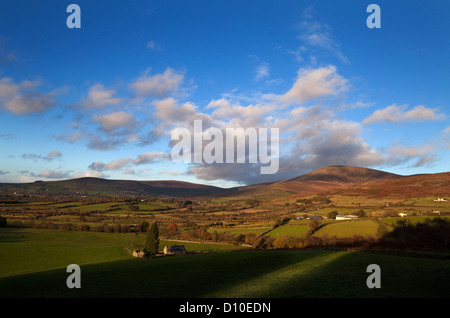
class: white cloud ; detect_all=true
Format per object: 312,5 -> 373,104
134,152 -> 166,165
22,150 -> 62,161
255,62 -> 270,81
88,152 -> 166,173
35,169 -> 73,179
207,98 -> 273,128
86,136 -> 124,151
83,84 -> 122,108
123,169 -> 136,175
92,111 -> 138,133
88,157 -> 133,171
296,7 -> 348,64
385,144 -> 437,168
0,77 -> 57,114
363,104 -> 444,124
153,97 -> 197,121
130,67 -> 184,98
159,169 -> 185,176
46,150 -> 62,160
280,66 -> 348,105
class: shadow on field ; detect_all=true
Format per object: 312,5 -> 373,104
0,228 -> 29,243
1,249 -> 450,298
217,250 -> 450,298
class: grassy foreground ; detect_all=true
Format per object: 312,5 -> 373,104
0,228 -> 242,278
1,228 -> 449,298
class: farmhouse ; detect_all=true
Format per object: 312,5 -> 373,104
335,215 -> 358,220
132,249 -> 145,258
433,198 -> 447,202
164,245 -> 186,255
398,213 -> 408,217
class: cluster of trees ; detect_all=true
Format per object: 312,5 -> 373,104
9,220 -> 138,233
270,234 -> 376,249
0,216 -> 7,227
383,217 -> 450,248
178,228 -> 225,242
305,219 -> 320,236
7,218 -> 176,236
312,195 -> 332,204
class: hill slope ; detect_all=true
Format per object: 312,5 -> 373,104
263,165 -> 401,195
337,171 -> 450,198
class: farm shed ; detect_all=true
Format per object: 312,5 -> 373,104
335,215 -> 358,220
164,245 -> 186,255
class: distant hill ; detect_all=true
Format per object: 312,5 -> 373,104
0,177 -> 235,198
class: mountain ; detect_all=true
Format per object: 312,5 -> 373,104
0,177 -> 234,198
259,165 -> 401,195
288,165 -> 400,183
338,171 -> 450,198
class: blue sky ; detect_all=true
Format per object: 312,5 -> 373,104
0,0 -> 449,187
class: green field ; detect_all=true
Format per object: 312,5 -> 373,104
313,220 -> 381,238
266,225 -> 309,238
208,227 -> 271,236
1,245 -> 450,298
1,227 -> 450,298
1,222 -> 450,298
0,228 -> 242,278
381,216 -> 450,225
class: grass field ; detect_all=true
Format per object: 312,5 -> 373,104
1,216 -> 450,298
313,220 -> 381,238
265,225 -> 309,238
0,228 -> 243,278
1,247 -> 449,298
208,227 -> 272,236
381,216 -> 450,225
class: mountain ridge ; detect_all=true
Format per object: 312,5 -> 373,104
1,165 -> 449,198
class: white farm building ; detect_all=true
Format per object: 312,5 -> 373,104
335,215 -> 358,220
